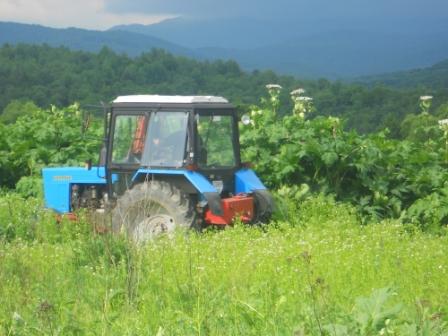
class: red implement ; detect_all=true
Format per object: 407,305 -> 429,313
204,195 -> 254,225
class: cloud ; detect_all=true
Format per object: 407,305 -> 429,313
0,0 -> 170,30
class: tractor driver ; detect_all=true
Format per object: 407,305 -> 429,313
144,113 -> 187,167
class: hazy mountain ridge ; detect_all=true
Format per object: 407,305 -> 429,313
0,21 -> 195,57
1,20 -> 448,79
111,17 -> 448,78
110,17 -> 291,49
356,59 -> 448,89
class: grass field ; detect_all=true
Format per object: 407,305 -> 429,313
1,194 -> 447,335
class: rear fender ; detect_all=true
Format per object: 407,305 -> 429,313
132,169 -> 223,215
234,168 -> 267,193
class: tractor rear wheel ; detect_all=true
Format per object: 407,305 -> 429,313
112,181 -> 196,243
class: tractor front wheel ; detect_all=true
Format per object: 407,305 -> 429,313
112,181 -> 196,243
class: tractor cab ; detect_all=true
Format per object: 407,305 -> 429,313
43,95 -> 273,241
107,95 -> 240,196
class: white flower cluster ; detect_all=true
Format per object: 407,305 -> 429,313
266,84 -> 282,90
420,96 -> 433,101
419,95 -> 434,114
290,87 -> 313,119
439,119 -> 448,127
297,96 -> 313,102
290,88 -> 306,96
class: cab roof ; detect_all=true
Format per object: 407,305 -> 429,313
113,95 -> 229,104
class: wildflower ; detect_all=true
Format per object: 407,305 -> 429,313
419,95 -> 433,114
266,84 -> 282,90
241,114 -> 251,126
298,96 -> 313,102
420,95 -> 433,101
438,119 -> 448,127
290,88 -> 305,96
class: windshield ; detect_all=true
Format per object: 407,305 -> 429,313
141,112 -> 189,167
197,114 -> 236,168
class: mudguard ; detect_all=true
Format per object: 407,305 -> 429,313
132,169 -> 224,215
234,168 -> 267,193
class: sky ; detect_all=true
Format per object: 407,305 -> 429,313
0,0 -> 170,30
0,0 -> 447,30
106,0 -> 448,21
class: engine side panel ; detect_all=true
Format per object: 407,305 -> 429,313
42,167 -> 111,213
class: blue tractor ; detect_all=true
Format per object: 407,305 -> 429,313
43,95 -> 274,242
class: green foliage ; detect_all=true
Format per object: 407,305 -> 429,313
399,112 -> 440,142
352,287 -> 402,334
404,187 -> 448,231
1,44 -> 447,134
358,58 -> 448,90
0,100 -> 39,124
0,44 -> 283,115
0,194 -> 91,243
15,176 -> 43,199
1,195 -> 448,335
325,287 -> 448,335
241,87 -> 448,228
0,103 -> 102,188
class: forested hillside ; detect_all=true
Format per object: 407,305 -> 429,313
1,44 -> 447,134
357,59 -> 448,89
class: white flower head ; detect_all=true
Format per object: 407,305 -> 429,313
420,95 -> 433,101
290,88 -> 306,96
266,84 -> 282,90
298,96 -> 313,102
438,119 -> 448,127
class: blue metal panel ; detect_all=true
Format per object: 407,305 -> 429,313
235,169 -> 267,193
132,169 -> 217,193
42,167 -> 115,213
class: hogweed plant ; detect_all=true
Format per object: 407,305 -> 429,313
265,84 -> 282,116
290,88 -> 314,119
419,95 -> 433,114
247,84 -> 282,128
438,118 -> 448,163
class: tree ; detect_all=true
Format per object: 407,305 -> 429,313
0,100 -> 39,124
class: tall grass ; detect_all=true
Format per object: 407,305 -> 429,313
1,194 -> 447,335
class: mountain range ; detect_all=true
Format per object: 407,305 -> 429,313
0,21 -> 194,57
1,18 -> 448,79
